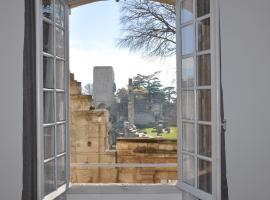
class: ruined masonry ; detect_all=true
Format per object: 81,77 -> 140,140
70,73 -> 177,183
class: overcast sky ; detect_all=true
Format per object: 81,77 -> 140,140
69,1 -> 176,89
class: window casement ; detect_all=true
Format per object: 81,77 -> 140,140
36,0 -> 70,199
176,0 -> 221,199
34,0 -> 221,200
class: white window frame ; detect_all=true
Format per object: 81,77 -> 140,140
176,0 -> 221,199
35,0 -> 221,200
36,0 -> 70,199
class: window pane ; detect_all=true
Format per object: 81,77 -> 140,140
43,21 -> 53,54
182,123 -> 195,153
197,90 -> 211,121
181,0 -> 193,24
182,90 -> 195,120
56,27 -> 65,58
56,92 -> 65,121
44,92 -> 55,124
44,126 -> 55,160
56,60 -> 65,89
198,18 -> 210,51
55,0 -> 65,27
43,57 -> 54,89
183,154 -> 195,186
198,159 -> 212,194
182,57 -> 195,88
182,25 -> 194,55
57,124 -> 65,154
42,0 -> 53,20
57,156 -> 66,187
44,160 -> 55,196
198,124 -> 211,157
197,0 -> 210,18
197,54 -> 211,86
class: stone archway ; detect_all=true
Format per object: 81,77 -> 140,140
69,0 -> 175,8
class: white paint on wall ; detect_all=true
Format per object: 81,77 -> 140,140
0,0 -> 24,200
220,0 -> 270,199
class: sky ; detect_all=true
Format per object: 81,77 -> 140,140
69,1 -> 176,90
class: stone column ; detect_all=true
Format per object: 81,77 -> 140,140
128,78 -> 134,125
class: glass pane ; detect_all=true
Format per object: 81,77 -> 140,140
57,156 -> 66,187
198,124 -> 212,157
197,90 -> 211,121
56,92 -> 65,121
198,18 -> 210,51
42,0 -> 53,19
181,0 -> 193,24
43,21 -> 53,54
57,124 -> 65,154
183,154 -> 195,186
197,0 -> 210,18
182,57 -> 195,88
198,159 -> 212,194
44,126 -> 54,160
43,57 -> 54,89
56,27 -> 65,58
44,92 -> 55,124
44,160 -> 55,196
55,0 -> 65,27
56,60 -> 65,89
182,25 -> 194,55
197,54 -> 211,86
182,91 -> 195,120
182,123 -> 195,153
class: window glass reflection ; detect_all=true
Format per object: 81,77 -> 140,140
56,60 -> 65,89
198,124 -> 211,157
44,92 -> 55,124
44,126 -> 55,160
57,156 -> 66,187
198,159 -> 212,194
182,90 -> 195,120
182,25 -> 194,55
44,160 -> 55,196
182,57 -> 195,88
198,18 -> 210,51
197,90 -> 211,121
183,123 -> 195,153
43,22 -> 54,54
181,0 -> 193,24
43,57 -> 54,89
56,92 -> 65,121
197,54 -> 211,86
183,154 -> 195,186
197,0 -> 210,18
55,0 -> 65,27
42,0 -> 53,20
56,28 -> 65,58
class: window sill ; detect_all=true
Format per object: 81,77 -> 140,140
67,183 -> 182,195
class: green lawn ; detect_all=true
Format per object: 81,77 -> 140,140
142,127 -> 177,139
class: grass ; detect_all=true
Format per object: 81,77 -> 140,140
142,127 -> 177,139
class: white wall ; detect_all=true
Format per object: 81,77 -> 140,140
220,0 -> 270,199
0,0 -> 24,200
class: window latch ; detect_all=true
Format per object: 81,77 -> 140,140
221,119 -> 227,131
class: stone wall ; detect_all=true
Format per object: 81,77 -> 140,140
116,138 -> 177,183
70,73 -> 117,183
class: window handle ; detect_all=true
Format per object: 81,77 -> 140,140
221,119 -> 227,131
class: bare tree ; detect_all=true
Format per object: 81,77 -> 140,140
118,0 -> 176,57
82,83 -> 92,95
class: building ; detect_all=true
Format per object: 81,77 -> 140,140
1,0 -> 270,200
93,66 -> 115,108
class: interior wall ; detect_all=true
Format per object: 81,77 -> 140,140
0,0 -> 24,199
220,0 -> 270,199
